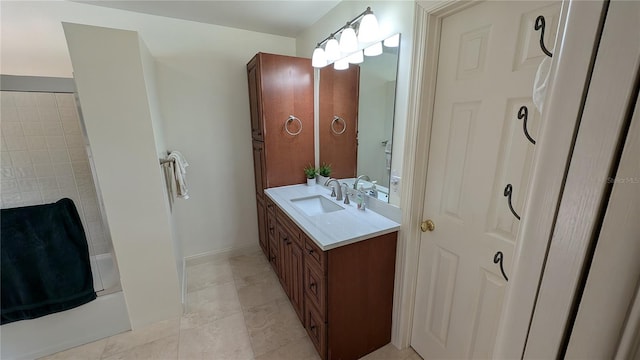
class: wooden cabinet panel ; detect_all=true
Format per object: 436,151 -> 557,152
304,236 -> 326,272
252,140 -> 266,197
305,297 -> 327,360
253,53 -> 314,188
289,241 -> 304,322
277,209 -> 302,247
319,65 -> 360,179
276,225 -> 289,288
268,236 -> 279,275
327,233 -> 397,360
256,196 -> 268,258
266,196 -> 276,215
304,259 -> 326,320
247,57 -> 264,141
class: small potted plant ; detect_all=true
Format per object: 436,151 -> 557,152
317,163 -> 332,186
303,164 -> 317,186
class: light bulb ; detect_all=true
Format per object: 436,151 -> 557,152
358,12 -> 379,43
312,47 -> 327,68
348,50 -> 363,64
325,38 -> 341,62
334,58 -> 349,70
364,42 -> 383,56
383,33 -> 400,47
339,27 -> 358,54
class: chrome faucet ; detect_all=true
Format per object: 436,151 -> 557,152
325,178 -> 343,201
353,175 -> 371,189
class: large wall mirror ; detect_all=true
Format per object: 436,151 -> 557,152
318,33 -> 400,202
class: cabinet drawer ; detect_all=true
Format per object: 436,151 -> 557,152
305,297 -> 326,359
304,260 -> 326,319
267,212 -> 276,243
304,236 -> 326,273
268,237 -> 279,274
265,197 -> 276,215
277,210 -> 302,247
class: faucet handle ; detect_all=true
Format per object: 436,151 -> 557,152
342,184 -> 350,204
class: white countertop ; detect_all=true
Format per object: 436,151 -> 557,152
264,184 -> 400,251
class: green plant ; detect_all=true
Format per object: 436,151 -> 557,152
303,164 -> 317,179
318,163 -> 332,177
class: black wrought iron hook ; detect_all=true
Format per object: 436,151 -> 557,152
518,106 -> 536,145
504,184 -> 521,221
494,251 -> 509,282
534,15 -> 553,58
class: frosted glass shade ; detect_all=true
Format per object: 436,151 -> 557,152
348,50 -> 364,64
339,27 -> 358,53
334,58 -> 349,70
358,13 -> 379,43
312,47 -> 327,68
364,42 -> 383,56
383,33 -> 400,47
325,38 -> 341,62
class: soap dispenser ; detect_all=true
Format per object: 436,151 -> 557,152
357,185 -> 366,211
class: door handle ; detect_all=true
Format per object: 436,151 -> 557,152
420,219 -> 435,232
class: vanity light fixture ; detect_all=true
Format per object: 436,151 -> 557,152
339,26 -> 358,53
325,37 -> 341,62
334,58 -> 349,70
348,50 -> 364,64
383,33 -> 400,48
312,47 -> 327,68
311,7 -> 380,69
364,42 -> 383,57
357,9 -> 379,43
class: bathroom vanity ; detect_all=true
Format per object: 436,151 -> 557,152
265,184 -> 400,360
246,52 -> 401,359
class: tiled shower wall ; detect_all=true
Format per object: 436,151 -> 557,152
0,91 -> 111,256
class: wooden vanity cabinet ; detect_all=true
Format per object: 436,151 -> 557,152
247,52 -> 314,259
271,204 -> 397,360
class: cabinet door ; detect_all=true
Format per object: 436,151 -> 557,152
247,56 -> 264,141
289,242 -> 304,322
256,196 -> 268,258
276,224 -> 290,289
260,54 -> 314,187
268,236 -> 279,274
252,140 -> 266,197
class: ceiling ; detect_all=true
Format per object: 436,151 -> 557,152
74,0 -> 341,37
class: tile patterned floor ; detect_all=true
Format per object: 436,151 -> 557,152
41,249 -> 421,360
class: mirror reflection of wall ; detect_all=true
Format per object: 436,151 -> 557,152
318,34 -> 400,202
357,48 -> 398,188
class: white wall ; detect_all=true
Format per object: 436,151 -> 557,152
63,22 -> 183,329
1,1 -> 296,260
296,0 -> 415,205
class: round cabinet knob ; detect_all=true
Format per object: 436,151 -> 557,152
421,219 -> 435,232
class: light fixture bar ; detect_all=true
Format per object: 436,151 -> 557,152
314,7 -> 373,49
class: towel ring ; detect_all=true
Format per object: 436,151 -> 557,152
330,116 -> 347,135
284,115 -> 303,136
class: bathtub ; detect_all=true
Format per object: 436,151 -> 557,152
2,252 -> 130,360
90,252 -> 120,292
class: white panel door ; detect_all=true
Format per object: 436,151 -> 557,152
410,1 -> 560,358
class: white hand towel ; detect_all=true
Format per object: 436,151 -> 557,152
167,151 -> 190,199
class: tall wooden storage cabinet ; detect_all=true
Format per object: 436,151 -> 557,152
247,53 -> 314,257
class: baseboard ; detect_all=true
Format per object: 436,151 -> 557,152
183,242 -> 261,267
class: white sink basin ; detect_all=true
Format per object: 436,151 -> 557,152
291,195 -> 344,216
